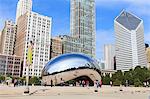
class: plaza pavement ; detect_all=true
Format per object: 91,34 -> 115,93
0,85 -> 150,99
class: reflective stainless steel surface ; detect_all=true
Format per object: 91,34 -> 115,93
42,53 -> 100,76
42,53 -> 101,85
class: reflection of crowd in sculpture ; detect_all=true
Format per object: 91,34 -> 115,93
42,76 -> 102,87
94,80 -> 102,88
78,80 -> 89,87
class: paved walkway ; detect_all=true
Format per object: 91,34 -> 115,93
0,85 -> 150,99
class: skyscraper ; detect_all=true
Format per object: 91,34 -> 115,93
59,35 -> 83,54
15,11 -> 51,77
104,44 -> 115,70
0,20 -> 17,55
114,10 -> 147,71
16,0 -> 32,23
70,0 -> 96,57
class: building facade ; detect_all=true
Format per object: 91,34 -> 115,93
50,35 -> 84,59
16,0 -> 32,23
15,11 -> 51,77
59,35 -> 83,54
50,37 -> 63,59
0,54 -> 22,77
99,59 -> 105,70
0,20 -> 17,55
104,44 -> 115,70
146,48 -> 150,69
114,10 -> 147,71
70,0 -> 96,57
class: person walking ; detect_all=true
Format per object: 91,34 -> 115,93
60,78 -> 64,86
110,81 -> 113,87
50,80 -> 53,87
100,80 -> 102,88
82,80 -> 85,87
14,79 -> 17,87
94,80 -> 98,92
125,80 -> 128,87
147,81 -> 149,87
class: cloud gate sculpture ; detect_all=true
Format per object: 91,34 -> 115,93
42,53 -> 101,86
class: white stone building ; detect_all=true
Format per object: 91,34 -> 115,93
114,10 -> 147,71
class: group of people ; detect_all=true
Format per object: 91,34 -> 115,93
94,80 -> 102,88
78,80 -> 89,87
48,79 -> 92,87
0,78 -> 25,87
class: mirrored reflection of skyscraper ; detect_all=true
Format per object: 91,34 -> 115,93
114,10 -> 147,71
70,0 -> 96,57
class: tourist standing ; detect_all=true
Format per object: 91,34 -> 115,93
50,80 -> 53,87
110,81 -> 113,87
100,80 -> 102,88
14,79 -> 17,87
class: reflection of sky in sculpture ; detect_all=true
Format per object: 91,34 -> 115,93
42,53 -> 100,75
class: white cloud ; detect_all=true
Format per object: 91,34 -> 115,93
96,0 -> 150,6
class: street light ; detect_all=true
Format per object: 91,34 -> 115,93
24,65 -> 29,94
24,41 -> 33,95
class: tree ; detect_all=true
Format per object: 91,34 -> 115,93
29,76 -> 41,85
108,66 -> 150,87
102,74 -> 111,85
134,78 -> 143,87
133,66 -> 150,83
0,75 -> 5,83
111,70 -> 124,85
124,70 -> 134,85
113,79 -> 121,86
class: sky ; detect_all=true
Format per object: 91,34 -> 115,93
0,0 -> 150,60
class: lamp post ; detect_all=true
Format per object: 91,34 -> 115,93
24,65 -> 29,94
24,41 -> 33,95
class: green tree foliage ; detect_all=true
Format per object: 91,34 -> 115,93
0,75 -> 5,82
102,74 -> 111,85
102,66 -> 150,87
111,70 -> 124,84
29,76 -> 41,85
123,69 -> 134,85
113,79 -> 121,86
134,66 -> 150,83
134,78 -> 143,87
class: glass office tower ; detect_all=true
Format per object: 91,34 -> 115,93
70,0 -> 96,57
